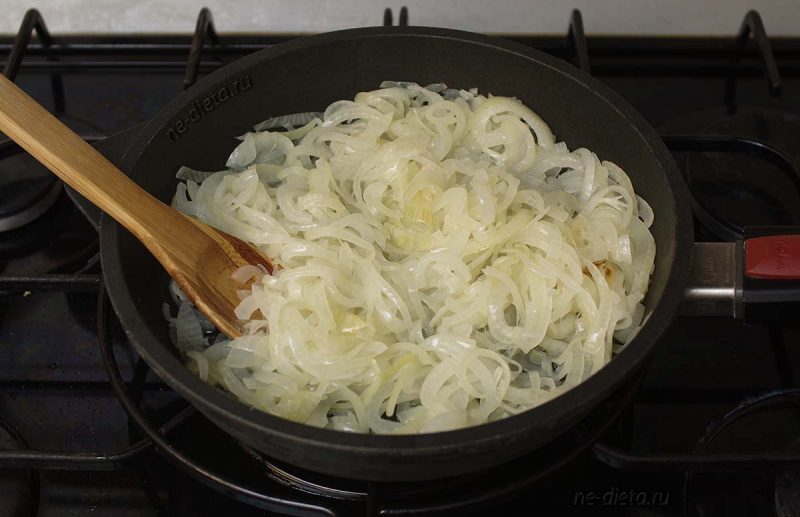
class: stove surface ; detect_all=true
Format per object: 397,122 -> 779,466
1,7 -> 800,517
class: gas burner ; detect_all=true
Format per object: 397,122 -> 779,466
684,390 -> 800,517
0,120 -> 104,275
0,112 -> 106,234
128,406 -> 362,516
710,107 -> 800,162
0,140 -> 61,233
241,444 -> 369,500
0,125 -> 101,278
0,188 -> 97,277
135,404 -> 600,516
658,106 -> 800,233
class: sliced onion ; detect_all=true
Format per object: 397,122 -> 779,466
176,165 -> 225,183
254,112 -> 323,132
175,302 -> 207,351
168,82 -> 656,435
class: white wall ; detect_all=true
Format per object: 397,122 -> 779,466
2,0 -> 800,36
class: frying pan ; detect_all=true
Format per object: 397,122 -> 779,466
99,26 -> 694,481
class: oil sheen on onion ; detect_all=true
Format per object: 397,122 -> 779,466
165,82 -> 656,434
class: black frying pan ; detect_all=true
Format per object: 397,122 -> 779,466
99,26 -> 694,481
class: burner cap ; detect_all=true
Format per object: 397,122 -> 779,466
0,188 -> 97,276
0,141 -> 62,232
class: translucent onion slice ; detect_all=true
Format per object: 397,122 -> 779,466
168,82 -> 657,435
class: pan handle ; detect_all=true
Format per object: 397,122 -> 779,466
680,227 -> 800,321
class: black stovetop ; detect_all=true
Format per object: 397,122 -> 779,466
1,7 -> 800,517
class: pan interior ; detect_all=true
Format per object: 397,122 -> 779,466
110,30 -> 684,442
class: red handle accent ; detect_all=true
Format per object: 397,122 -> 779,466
745,235 -> 800,280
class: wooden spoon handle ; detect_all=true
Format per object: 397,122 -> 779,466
0,74 -> 171,243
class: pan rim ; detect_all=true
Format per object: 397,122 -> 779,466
101,26 -> 693,455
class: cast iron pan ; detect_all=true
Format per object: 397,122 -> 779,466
99,26 -> 693,481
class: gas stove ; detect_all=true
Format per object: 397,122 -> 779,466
1,7 -> 800,517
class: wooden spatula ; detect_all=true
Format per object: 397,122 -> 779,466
0,74 -> 271,338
